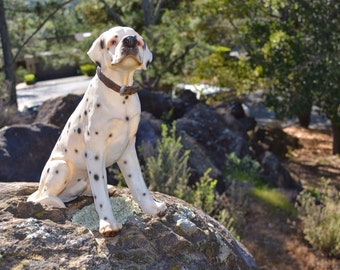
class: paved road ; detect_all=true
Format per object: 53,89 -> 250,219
16,76 -> 91,111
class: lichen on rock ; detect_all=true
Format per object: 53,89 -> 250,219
71,196 -> 141,230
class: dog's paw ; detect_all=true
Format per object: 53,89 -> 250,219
99,219 -> 122,237
142,201 -> 167,216
155,201 -> 167,215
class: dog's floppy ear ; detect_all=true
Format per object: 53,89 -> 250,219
87,35 -> 105,67
141,41 -> 153,70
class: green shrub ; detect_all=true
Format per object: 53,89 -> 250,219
79,64 -> 96,76
296,178 -> 340,257
24,74 -> 36,85
225,152 -> 263,186
143,122 -> 191,197
139,123 -> 244,240
189,168 -> 217,214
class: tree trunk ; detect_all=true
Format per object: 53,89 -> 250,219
0,0 -> 17,109
298,111 -> 311,128
331,122 -> 340,155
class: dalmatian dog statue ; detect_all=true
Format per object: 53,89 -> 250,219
28,26 -> 166,236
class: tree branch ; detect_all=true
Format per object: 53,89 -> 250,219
13,0 -> 74,62
99,0 -> 124,26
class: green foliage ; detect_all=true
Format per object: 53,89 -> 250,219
141,129 -> 243,238
225,152 -> 263,186
143,123 -> 191,197
24,74 -> 35,85
252,187 -> 294,215
243,0 -> 339,128
79,64 -> 96,76
191,45 -> 260,96
188,168 -> 217,214
296,178 -> 340,257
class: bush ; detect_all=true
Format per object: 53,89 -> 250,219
79,64 -> 96,76
225,152 -> 263,186
24,74 -> 36,85
142,122 -> 191,197
140,123 -> 244,240
296,178 -> 340,257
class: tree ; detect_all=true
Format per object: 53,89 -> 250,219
1,0 -> 75,111
242,0 -> 340,154
0,0 -> 17,109
75,0 -> 200,90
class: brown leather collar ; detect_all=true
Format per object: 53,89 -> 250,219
96,67 -> 138,96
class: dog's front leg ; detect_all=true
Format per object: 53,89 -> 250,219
85,149 -> 122,236
117,141 -> 166,215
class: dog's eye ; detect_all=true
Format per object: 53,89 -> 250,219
109,37 -> 118,46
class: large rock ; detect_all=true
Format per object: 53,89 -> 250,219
176,103 -> 252,174
0,124 -> 60,181
35,94 -> 82,129
259,151 -> 301,190
0,182 -> 258,270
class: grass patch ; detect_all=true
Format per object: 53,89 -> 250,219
252,187 -> 295,215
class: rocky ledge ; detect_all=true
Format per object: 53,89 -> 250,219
0,182 -> 257,270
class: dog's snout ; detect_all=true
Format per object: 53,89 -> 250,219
123,36 -> 138,48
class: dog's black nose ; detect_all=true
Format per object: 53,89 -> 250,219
123,36 -> 138,48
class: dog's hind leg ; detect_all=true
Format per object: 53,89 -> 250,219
28,159 -> 71,208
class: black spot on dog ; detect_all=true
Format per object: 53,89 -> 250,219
64,149 -> 67,153
100,204 -> 103,208
75,149 -> 78,153
85,152 -> 88,158
123,101 -> 126,104
100,38 -> 105,49
94,195 -> 97,200
104,217 -> 108,221
109,133 -> 113,138
143,193 -> 146,196
125,96 -> 129,100
94,174 -> 99,181
125,116 -> 129,121
123,160 -> 127,164
77,128 -> 82,134
56,170 -> 59,174
77,178 -> 81,182
128,174 -> 132,178
95,155 -> 99,160
96,103 -> 101,108
47,168 -> 50,173
95,131 -> 99,135
84,110 -> 87,116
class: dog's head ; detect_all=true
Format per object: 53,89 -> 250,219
87,26 -> 152,70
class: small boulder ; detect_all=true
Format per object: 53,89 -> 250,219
35,94 -> 82,129
0,124 -> 60,181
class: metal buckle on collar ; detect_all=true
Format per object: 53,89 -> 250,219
120,85 -> 138,96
